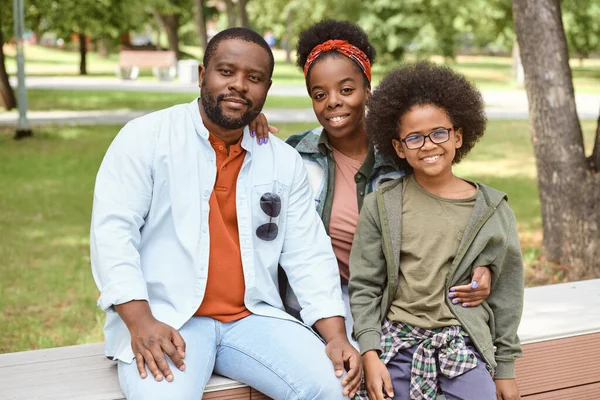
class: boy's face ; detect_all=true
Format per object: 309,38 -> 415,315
392,104 -> 463,178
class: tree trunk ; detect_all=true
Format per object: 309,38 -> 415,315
195,0 -> 208,50
96,38 -> 109,58
79,32 -> 87,75
224,0 -> 237,28
239,0 -> 250,28
284,9 -> 293,63
0,26 -> 17,110
513,0 -> 600,279
589,107 -> 600,173
158,14 -> 181,59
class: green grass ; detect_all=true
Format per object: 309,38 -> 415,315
4,45 -> 600,92
0,119 -> 597,353
0,89 -> 312,112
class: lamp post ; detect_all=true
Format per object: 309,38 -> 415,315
13,0 -> 31,139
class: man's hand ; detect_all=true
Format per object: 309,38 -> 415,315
495,378 -> 521,400
314,316 -> 362,397
449,265 -> 492,307
325,337 -> 363,397
363,351 -> 394,400
115,300 -> 186,382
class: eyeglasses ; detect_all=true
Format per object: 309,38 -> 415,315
256,192 -> 281,241
401,127 -> 453,150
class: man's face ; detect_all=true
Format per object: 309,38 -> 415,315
199,39 -> 272,130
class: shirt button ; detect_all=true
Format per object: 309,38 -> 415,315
203,190 -> 210,197
202,226 -> 207,233
359,191 -> 364,196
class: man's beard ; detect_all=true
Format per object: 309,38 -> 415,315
200,82 -> 264,130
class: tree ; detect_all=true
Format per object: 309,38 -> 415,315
0,1 -> 17,110
195,0 -> 208,50
151,0 -> 194,59
562,0 -> 600,63
248,0 -> 361,62
37,0 -> 136,75
239,0 -> 250,28
513,0 -> 600,279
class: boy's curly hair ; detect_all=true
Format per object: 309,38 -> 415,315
296,20 -> 376,87
367,61 -> 487,171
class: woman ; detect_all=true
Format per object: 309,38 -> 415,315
250,20 -> 491,344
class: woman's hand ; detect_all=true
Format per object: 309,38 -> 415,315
248,112 -> 279,144
449,265 -> 492,307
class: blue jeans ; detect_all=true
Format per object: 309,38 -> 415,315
118,315 -> 348,400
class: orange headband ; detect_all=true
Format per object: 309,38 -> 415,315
303,39 -> 372,83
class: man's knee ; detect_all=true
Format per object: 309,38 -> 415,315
299,375 -> 346,400
118,362 -> 206,400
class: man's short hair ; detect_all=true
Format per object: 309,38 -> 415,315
203,28 -> 275,79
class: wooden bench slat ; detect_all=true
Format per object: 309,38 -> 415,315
522,382 -> 600,399
119,50 -> 176,69
0,343 -> 105,366
516,332 -> 600,396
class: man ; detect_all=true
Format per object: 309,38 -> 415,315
91,28 -> 361,399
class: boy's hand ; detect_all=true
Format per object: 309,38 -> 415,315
495,378 -> 520,400
363,351 -> 394,400
248,112 -> 278,144
449,265 -> 491,307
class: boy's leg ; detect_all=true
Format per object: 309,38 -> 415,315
117,317 -> 218,400
438,340 -> 496,400
385,345 -> 415,400
214,314 -> 347,400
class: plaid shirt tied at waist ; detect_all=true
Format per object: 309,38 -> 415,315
356,320 -> 478,400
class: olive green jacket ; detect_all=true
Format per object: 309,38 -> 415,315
349,177 -> 524,379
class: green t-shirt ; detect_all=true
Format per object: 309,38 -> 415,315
387,175 -> 477,329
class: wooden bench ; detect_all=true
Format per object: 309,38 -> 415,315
514,278 -> 600,399
1,279 -> 599,399
117,50 -> 177,81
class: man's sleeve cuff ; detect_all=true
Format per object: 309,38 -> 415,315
300,300 -> 346,327
97,280 -> 149,312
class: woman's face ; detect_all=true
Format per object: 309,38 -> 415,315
307,55 -> 370,141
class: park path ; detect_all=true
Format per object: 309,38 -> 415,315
2,76 -> 599,126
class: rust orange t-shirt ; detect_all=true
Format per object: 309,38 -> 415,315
195,133 -> 251,322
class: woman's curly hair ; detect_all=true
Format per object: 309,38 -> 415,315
296,20 -> 376,87
367,61 -> 487,171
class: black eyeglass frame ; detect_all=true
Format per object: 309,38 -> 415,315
400,127 -> 455,150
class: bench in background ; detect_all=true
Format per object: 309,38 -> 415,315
1,279 -> 599,399
117,50 -> 177,81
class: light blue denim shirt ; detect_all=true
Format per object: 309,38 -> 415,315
91,99 -> 346,363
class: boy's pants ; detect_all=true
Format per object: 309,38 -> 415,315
118,314 -> 348,400
387,338 -> 496,400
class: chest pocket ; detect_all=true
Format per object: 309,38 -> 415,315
252,181 -> 289,243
